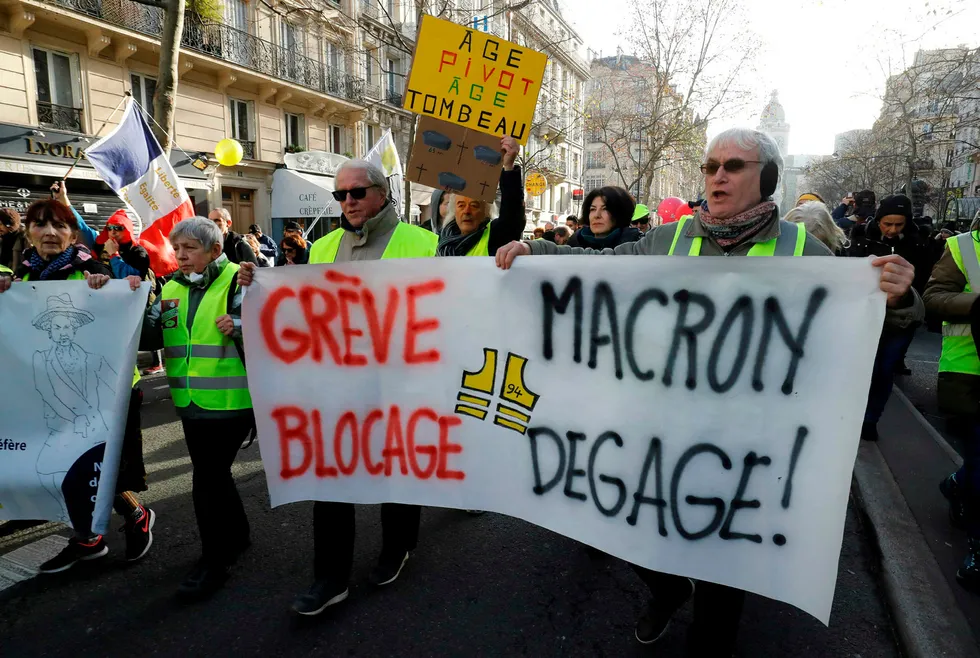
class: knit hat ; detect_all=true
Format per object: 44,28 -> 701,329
875,194 -> 913,223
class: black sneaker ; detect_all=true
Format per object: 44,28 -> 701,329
369,551 -> 410,586
290,580 -> 349,616
860,422 -> 879,442
940,473 -> 968,530
957,539 -> 980,593
635,578 -> 695,645
121,506 -> 155,562
176,560 -> 229,601
38,535 -> 108,573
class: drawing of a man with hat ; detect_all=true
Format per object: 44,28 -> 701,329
31,293 -> 116,521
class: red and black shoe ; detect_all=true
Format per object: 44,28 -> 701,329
121,506 -> 156,562
38,535 -> 108,574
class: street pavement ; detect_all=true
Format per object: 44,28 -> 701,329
0,371 -> 899,657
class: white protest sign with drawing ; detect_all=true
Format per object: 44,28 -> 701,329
0,281 -> 148,535
241,257 -> 885,624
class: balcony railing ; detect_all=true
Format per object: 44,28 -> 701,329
45,0 -> 366,104
37,101 -> 83,132
239,140 -> 256,160
385,90 -> 403,106
542,157 -> 568,176
364,83 -> 381,99
360,0 -> 379,20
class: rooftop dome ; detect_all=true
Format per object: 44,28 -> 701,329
760,91 -> 785,124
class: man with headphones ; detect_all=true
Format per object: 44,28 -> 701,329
493,127 -> 922,657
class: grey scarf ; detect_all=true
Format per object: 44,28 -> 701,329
437,219 -> 490,257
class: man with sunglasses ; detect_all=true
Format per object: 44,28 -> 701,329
237,159 -> 436,617
494,127 -> 921,657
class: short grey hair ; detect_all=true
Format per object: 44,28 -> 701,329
446,193 -> 496,221
784,201 -> 848,252
337,159 -> 389,197
169,216 -> 224,252
706,128 -> 783,182
209,207 -> 231,223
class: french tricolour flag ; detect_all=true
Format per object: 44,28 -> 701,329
86,99 -> 194,277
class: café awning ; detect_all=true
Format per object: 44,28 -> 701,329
271,168 -> 341,219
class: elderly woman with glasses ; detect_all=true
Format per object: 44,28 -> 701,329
138,216 -> 254,601
494,127 -> 922,656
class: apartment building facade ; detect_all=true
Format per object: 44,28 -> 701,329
0,0 -> 424,239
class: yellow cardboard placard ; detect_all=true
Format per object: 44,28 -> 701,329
403,15 -> 548,145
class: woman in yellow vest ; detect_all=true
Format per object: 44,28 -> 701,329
139,216 -> 253,601
435,136 -> 524,257
924,215 -> 980,593
0,198 -> 155,574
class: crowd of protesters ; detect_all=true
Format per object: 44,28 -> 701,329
9,123 -> 980,658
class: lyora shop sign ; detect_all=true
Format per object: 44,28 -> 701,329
241,257 -> 886,623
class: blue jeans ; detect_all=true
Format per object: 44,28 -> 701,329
864,329 -> 916,424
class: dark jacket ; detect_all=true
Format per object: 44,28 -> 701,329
486,168 -> 526,255
224,231 -> 258,265
256,233 -> 278,262
847,222 -> 930,293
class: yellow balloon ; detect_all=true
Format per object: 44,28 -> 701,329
215,138 -> 243,167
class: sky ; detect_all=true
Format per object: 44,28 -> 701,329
561,0 -> 979,156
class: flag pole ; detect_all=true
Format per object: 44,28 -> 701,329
64,91 -> 131,180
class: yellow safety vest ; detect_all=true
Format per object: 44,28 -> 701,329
0,264 -> 11,275
24,269 -> 141,388
464,227 -> 491,257
939,232 -> 980,375
667,216 -> 807,257
309,222 -> 438,263
161,261 -> 252,410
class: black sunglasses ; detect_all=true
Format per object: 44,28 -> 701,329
331,186 -> 377,202
106,225 -> 125,232
699,159 -> 762,175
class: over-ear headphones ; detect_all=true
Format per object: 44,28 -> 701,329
760,160 -> 779,199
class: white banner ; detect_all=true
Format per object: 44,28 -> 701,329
0,281 -> 148,534
241,257 -> 886,623
365,129 -> 404,216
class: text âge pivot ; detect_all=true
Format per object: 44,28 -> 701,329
404,16 -> 546,144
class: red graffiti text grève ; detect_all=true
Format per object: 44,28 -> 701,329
259,273 -> 445,367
